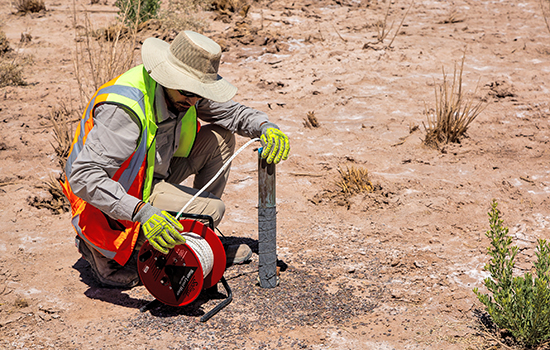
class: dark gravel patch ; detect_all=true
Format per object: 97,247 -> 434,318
127,255 -> 385,348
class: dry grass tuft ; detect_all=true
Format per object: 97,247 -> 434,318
0,30 -> 11,55
13,0 -> 46,13
373,0 -> 413,48
210,0 -> 249,22
335,165 -> 374,196
0,60 -> 26,87
423,52 -> 486,149
28,174 -> 71,214
14,298 -> 29,308
0,28 -> 29,88
375,0 -> 393,43
72,2 -> 138,106
28,102 -> 77,214
20,32 -> 32,43
439,8 -> 464,24
542,0 -> 550,34
303,111 -> 320,128
49,103 -> 77,170
160,0 -> 212,32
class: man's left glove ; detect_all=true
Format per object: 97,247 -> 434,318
260,122 -> 290,164
133,202 -> 186,254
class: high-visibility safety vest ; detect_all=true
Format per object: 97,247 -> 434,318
61,65 -> 198,265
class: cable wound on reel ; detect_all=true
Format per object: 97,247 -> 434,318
137,219 -> 226,307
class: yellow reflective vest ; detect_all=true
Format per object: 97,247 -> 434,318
61,65 -> 198,264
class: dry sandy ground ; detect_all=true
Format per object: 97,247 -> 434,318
1,0 -> 550,349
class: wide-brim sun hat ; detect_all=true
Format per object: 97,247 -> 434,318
141,31 -> 237,103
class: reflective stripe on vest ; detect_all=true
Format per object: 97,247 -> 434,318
67,86 -> 149,193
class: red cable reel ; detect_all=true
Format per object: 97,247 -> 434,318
137,219 -> 226,307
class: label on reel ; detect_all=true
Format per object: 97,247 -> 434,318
165,265 -> 198,300
138,242 -> 203,306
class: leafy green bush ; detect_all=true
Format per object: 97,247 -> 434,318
474,200 -> 550,347
114,0 -> 160,26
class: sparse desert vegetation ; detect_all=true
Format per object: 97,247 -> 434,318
1,0 -> 550,349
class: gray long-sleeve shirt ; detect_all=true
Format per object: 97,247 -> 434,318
68,85 -> 269,222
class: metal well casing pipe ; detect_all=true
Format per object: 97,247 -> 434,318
258,152 -> 277,288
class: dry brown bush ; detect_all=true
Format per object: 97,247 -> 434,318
210,0 -> 249,22
439,8 -> 464,24
20,32 -> 32,43
311,165 -> 377,210
335,165 -> 374,196
375,0 -> 393,43
72,3 -> 138,106
49,103 -> 78,170
12,0 -> 46,13
542,0 -> 550,34
0,30 -> 11,55
0,29 -> 30,88
159,0 -> 213,33
303,111 -> 320,128
0,61 -> 26,87
373,0 -> 413,48
423,52 -> 486,149
28,103 -> 77,214
28,174 -> 71,214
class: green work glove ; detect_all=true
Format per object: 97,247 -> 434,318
260,122 -> 290,164
133,203 -> 186,254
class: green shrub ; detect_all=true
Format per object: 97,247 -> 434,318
114,0 -> 161,26
474,200 -> 550,347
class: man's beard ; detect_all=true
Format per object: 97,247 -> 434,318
166,94 -> 191,113
173,101 -> 191,112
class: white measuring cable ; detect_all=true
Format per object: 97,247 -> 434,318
175,137 -> 261,220
174,137 -> 261,275
182,232 -> 214,278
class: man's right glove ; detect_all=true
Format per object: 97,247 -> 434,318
133,202 -> 186,254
